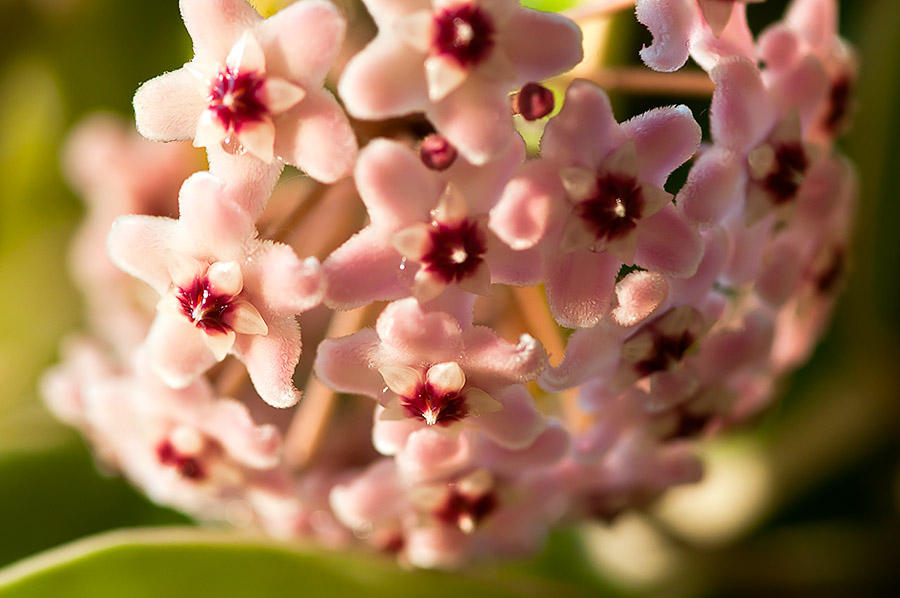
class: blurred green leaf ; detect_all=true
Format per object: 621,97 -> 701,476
0,527 -> 582,598
0,442 -> 188,568
522,0 -> 580,12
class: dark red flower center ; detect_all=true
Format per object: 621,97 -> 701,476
764,142 -> 809,205
177,276 -> 235,334
156,439 -> 206,480
634,330 -> 696,377
433,489 -> 497,531
399,381 -> 469,426
421,219 -> 487,284
823,76 -> 853,133
208,67 -> 268,133
432,3 -> 495,68
512,82 -> 555,121
576,174 -> 645,242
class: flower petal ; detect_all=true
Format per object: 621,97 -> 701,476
243,242 -> 324,315
322,226 -> 413,309
354,139 -> 441,228
232,314 -> 301,408
635,204 -> 703,278
146,311 -> 217,388
273,89 -> 358,183
133,68 -> 206,142
375,298 -> 463,365
107,215 -> 178,295
427,78 -> 515,165
545,249 -> 619,329
541,80 -> 624,168
472,385 -> 545,450
179,0 -> 261,63
338,35 -> 429,119
710,57 -> 777,151
490,160 -> 561,250
256,0 -> 346,85
636,0 -> 696,72
621,104 -> 701,187
502,8 -> 583,84
177,172 -> 255,261
678,147 -> 746,225
314,328 -> 384,398
460,327 -> 547,392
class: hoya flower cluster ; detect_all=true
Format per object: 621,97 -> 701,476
43,0 -> 857,567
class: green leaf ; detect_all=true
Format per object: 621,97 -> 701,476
0,528 -> 582,598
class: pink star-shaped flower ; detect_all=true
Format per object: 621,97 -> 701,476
107,171 -> 324,407
322,138 -> 539,309
338,0 -> 582,164
315,298 -> 548,460
493,80 -> 703,328
677,57 -> 826,225
133,0 -> 357,216
758,0 -> 856,144
636,0 -> 762,72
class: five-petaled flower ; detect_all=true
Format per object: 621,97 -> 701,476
107,171 -> 324,407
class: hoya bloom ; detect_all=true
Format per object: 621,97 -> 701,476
82,364 -> 298,527
134,0 -> 357,214
108,172 -> 324,407
636,0 -> 761,72
315,298 -> 548,464
678,57 -> 824,225
323,138 -> 538,309
494,80 -> 703,328
338,0 -> 582,164
758,0 -> 856,144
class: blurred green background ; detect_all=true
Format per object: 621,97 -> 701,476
0,0 -> 898,595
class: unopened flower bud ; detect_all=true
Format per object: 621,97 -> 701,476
419,134 -> 458,171
511,82 -> 554,121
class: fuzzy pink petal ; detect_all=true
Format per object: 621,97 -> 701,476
362,0 -> 431,27
322,226 -> 413,310
427,79 -> 515,165
273,89 -> 358,183
202,398 -> 281,468
612,271 -> 669,328
232,315 -> 301,408
786,0 -> 838,50
474,421 -> 569,475
314,329 -> 384,398
338,35 -> 429,119
107,215 -> 177,295
372,412 -> 420,456
460,327 -> 547,391
636,0 -> 696,72
539,326 -> 622,392
405,526 -> 468,569
446,136 -> 526,214
545,249 -> 620,329
710,57 -> 777,151
146,312 -> 217,388
757,24 -> 801,71
690,4 -> 755,72
420,286 -> 476,328
678,147 -> 745,225
490,160 -> 561,250
668,226 -> 729,305
179,0 -> 261,62
256,0 -> 345,85
621,105 -> 701,187
635,204 -> 703,278
177,172 -> 255,260
541,79 -> 623,167
485,234 -> 543,286
502,9 -> 583,84
355,139 -> 441,228
243,242 -> 324,315
375,298 -> 463,364
396,428 -> 471,483
133,68 -> 206,142
207,144 -> 284,220
472,385 -> 545,450
766,55 -> 830,124
330,459 -> 403,529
